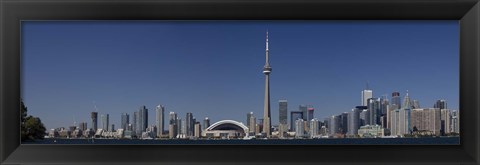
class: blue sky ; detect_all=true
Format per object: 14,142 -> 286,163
22,21 -> 459,130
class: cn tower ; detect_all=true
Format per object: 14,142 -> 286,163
262,31 -> 272,136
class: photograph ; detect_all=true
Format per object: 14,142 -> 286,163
21,21 -> 460,145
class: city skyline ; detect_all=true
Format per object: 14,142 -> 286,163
22,21 -> 459,130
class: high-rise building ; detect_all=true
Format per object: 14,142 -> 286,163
169,112 -> 177,125
79,122 -> 88,131
168,112 -> 177,138
101,114 -> 109,131
359,109 -> 370,126
262,31 -> 273,137
247,112 -> 253,128
249,115 -> 256,134
393,91 -> 413,136
295,119 -> 305,138
133,111 -> 137,135
348,108 -> 361,136
278,100 -> 288,137
329,115 -> 340,136
361,85 -> 373,106
390,109 -> 400,136
440,109 -> 452,135
380,95 -> 389,116
194,122 -> 201,138
410,108 -> 441,136
181,118 -> 187,136
176,117 -> 182,136
310,118 -> 319,138
156,105 -> 165,137
279,100 -> 288,125
121,113 -> 129,130
91,112 -> 98,131
111,124 -> 115,132
367,98 -> 381,125
290,111 -> 303,131
204,117 -> 210,130
434,99 -> 447,110
451,110 -> 460,133
137,106 -> 148,136
391,92 -> 401,110
186,112 -> 194,137
299,105 -> 308,121
340,112 -> 348,134
169,124 -> 176,139
307,107 -> 314,122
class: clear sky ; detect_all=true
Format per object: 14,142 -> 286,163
22,21 -> 459,130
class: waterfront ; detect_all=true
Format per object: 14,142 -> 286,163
24,137 -> 460,145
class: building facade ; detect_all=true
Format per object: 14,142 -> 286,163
156,105 -> 165,137
101,114 -> 109,131
121,113 -> 129,130
290,111 -> 303,131
91,112 -> 98,131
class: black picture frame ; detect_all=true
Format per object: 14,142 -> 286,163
1,0 -> 479,164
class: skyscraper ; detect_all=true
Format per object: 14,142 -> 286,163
262,31 -> 272,136
176,117 -> 182,136
186,112 -> 194,137
348,108 -> 361,136
310,118 -> 319,138
181,118 -> 187,136
279,100 -> 288,125
249,115 -> 256,134
299,105 -> 308,121
391,92 -> 401,110
279,100 -> 288,138
247,112 -> 253,128
169,112 -> 177,138
380,95 -> 389,116
398,91 -> 412,136
156,105 -> 165,137
410,108 -> 441,136
434,99 -> 447,109
307,107 -> 314,122
194,122 -> 201,138
121,113 -> 129,130
133,111 -> 137,135
101,114 -> 109,131
329,115 -> 340,136
440,109 -> 452,135
204,117 -> 210,129
340,112 -> 349,134
367,98 -> 381,125
359,109 -> 370,126
79,122 -> 88,131
451,110 -> 460,133
290,111 -> 303,131
361,84 -> 373,106
137,106 -> 148,136
91,112 -> 98,131
295,119 -> 305,138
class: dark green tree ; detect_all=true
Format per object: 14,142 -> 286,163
21,100 -> 28,141
21,100 -> 47,141
24,116 -> 47,140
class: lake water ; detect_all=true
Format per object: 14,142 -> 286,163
23,137 -> 460,145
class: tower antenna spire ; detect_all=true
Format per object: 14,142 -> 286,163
265,30 -> 269,66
